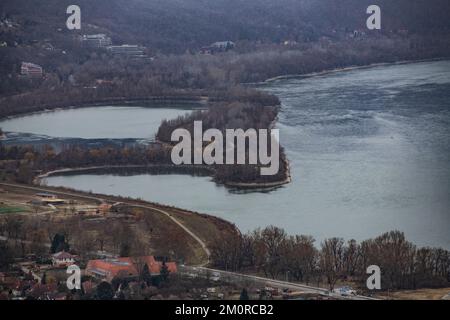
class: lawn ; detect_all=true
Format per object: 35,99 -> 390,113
0,205 -> 27,214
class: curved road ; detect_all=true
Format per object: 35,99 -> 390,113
180,266 -> 379,300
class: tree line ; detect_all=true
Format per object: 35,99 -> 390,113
210,226 -> 450,291
2,35 -> 450,116
156,99 -> 288,184
3,0 -> 450,55
1,90 -> 287,186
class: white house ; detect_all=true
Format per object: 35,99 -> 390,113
52,251 -> 76,267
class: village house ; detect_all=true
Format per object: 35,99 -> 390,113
200,40 -> 235,54
20,62 -> 43,79
80,34 -> 112,48
283,40 -> 298,46
107,45 -> 146,58
211,41 -> 235,51
34,193 -> 66,205
42,42 -> 55,51
35,193 -> 57,199
85,256 -> 177,282
97,202 -> 112,214
95,79 -> 114,86
52,251 -> 76,268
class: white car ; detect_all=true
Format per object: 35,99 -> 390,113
211,272 -> 221,281
334,286 -> 357,296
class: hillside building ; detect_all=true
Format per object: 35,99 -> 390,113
81,34 -> 112,48
20,62 -> 43,79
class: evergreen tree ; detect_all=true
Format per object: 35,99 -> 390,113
142,263 -> 152,286
0,242 -> 14,269
50,233 -> 70,253
240,288 -> 249,300
160,261 -> 170,282
119,242 -> 131,257
96,281 -> 114,300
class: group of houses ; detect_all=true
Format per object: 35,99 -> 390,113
0,273 -> 66,300
0,251 -> 177,300
51,252 -> 177,281
80,33 -> 235,58
80,33 -> 147,59
17,36 -> 236,81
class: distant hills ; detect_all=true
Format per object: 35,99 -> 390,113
1,0 -> 450,53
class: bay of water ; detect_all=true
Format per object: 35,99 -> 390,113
42,61 -> 450,248
0,105 -> 192,139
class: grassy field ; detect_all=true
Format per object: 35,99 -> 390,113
0,205 -> 27,214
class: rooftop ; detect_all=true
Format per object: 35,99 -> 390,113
86,256 -> 177,279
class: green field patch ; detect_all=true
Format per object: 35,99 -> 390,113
0,205 -> 27,214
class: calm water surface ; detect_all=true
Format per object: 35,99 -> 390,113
0,105 -> 192,139
44,61 -> 450,248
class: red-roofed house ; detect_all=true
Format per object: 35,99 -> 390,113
85,256 -> 177,282
52,251 -> 76,267
97,203 -> 112,214
20,62 -> 43,79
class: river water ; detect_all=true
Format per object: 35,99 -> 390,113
10,61 -> 450,248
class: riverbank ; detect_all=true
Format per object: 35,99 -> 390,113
223,157 -> 291,189
33,160 -> 292,191
34,165 -> 215,184
262,57 -> 450,83
0,95 -> 209,121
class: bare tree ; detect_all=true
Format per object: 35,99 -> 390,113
256,226 -> 287,279
283,235 -> 317,284
320,238 -> 345,291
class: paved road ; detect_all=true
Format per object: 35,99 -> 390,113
0,182 -> 210,264
180,265 -> 379,300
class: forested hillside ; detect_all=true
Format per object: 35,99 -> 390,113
1,1 -> 450,98
1,0 -> 450,53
